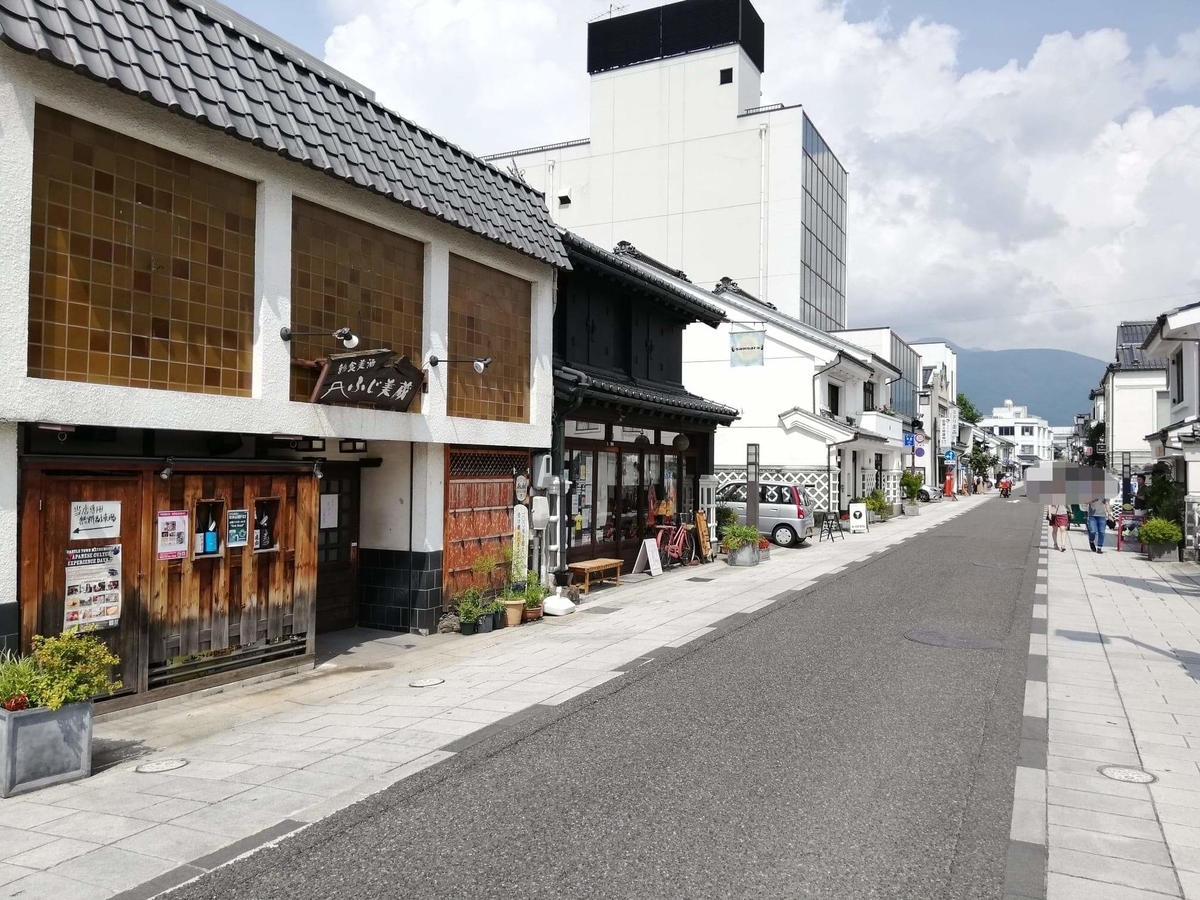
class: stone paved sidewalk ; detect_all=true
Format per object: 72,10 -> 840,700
1015,517 -> 1200,899
0,496 -> 988,900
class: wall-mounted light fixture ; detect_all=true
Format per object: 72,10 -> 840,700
313,459 -> 324,481
279,326 -> 360,350
427,355 -> 492,374
159,457 -> 175,481
339,439 -> 368,454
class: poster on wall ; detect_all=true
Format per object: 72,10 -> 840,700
64,544 -> 122,630
512,505 -> 530,584
70,501 -> 121,541
156,510 -> 189,560
226,509 -> 249,548
320,494 -> 339,530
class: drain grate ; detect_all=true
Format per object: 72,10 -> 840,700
1099,765 -> 1156,784
687,577 -> 715,583
904,628 -> 1003,650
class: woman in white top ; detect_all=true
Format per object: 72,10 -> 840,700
1047,502 -> 1069,552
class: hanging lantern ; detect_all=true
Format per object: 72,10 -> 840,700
672,433 -> 690,452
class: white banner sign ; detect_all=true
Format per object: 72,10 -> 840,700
512,504 -> 529,583
730,330 -> 765,367
848,502 -> 869,534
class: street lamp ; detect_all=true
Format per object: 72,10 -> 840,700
427,355 -> 492,374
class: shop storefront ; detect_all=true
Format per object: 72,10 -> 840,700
564,422 -> 706,570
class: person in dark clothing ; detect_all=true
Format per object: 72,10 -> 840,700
1133,474 -> 1147,511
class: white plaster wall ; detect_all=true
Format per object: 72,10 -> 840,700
1111,371 -> 1166,452
0,48 -> 554,449
359,441 -> 413,552
1169,343 -> 1200,423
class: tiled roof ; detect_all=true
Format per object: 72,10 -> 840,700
1114,321 -> 1166,370
0,0 -> 568,268
562,232 -> 727,327
555,368 -> 739,424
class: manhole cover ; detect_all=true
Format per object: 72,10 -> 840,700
135,758 -> 188,774
687,577 -> 715,583
409,677 -> 445,688
583,606 -> 618,615
972,562 -> 1024,570
904,628 -> 1003,650
1099,765 -> 1156,784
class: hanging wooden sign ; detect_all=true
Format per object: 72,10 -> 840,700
309,350 -> 423,412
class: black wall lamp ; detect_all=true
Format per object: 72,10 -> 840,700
427,355 -> 492,374
280,326 -> 360,350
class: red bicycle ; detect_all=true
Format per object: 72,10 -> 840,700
655,522 -> 698,568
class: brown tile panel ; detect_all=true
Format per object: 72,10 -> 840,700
447,255 -> 532,423
28,107 -> 255,396
289,200 -> 424,410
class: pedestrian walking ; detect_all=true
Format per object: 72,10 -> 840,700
1087,496 -> 1110,553
1047,502 -> 1069,552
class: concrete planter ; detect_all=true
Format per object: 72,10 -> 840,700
1147,543 -> 1177,562
726,545 -> 760,567
0,701 -> 93,798
902,503 -> 920,517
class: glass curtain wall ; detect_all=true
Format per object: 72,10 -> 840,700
801,113 -> 848,333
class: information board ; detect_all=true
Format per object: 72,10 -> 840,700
64,544 -> 122,630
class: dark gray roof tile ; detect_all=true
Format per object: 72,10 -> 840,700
0,0 -> 567,268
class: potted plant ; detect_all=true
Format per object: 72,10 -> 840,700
470,553 -> 497,592
866,489 -> 890,523
715,505 -> 738,539
722,523 -> 761,567
0,629 -> 121,798
500,589 -> 525,628
1140,517 -> 1182,561
758,536 -> 771,560
486,599 -> 506,630
900,472 -> 922,517
456,590 -> 483,636
522,581 -> 546,622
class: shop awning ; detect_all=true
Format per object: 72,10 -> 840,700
555,367 -> 739,427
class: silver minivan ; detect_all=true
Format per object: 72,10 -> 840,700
715,482 -> 815,547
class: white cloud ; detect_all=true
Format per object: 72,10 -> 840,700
323,0 -> 1200,358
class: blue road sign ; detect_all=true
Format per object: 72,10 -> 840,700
944,450 -> 957,462
903,433 -> 915,447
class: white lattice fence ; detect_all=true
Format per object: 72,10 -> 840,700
714,467 -> 840,512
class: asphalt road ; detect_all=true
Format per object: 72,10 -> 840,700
175,498 -> 1040,900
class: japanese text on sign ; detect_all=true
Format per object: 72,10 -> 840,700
65,544 -> 122,630
70,501 -> 121,540
311,350 -> 423,412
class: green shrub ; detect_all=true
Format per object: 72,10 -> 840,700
715,505 -> 738,529
485,600 -> 505,616
18,629 -> 122,711
721,523 -> 761,552
900,471 -> 923,502
455,588 -> 484,624
0,651 -> 39,711
523,580 -> 547,609
1140,517 -> 1183,545
865,489 -> 890,517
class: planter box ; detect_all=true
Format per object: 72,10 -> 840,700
0,701 -> 93,798
758,545 -> 771,560
1147,543 -> 1176,562
902,503 -> 920,517
478,612 -> 494,634
726,545 -> 760,567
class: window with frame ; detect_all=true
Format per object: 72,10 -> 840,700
999,426 -> 1015,436
863,381 -> 876,411
1175,349 -> 1185,403
717,483 -> 748,503
827,383 -> 841,417
1021,426 -> 1033,436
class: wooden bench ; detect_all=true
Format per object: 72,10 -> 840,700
569,557 -> 624,594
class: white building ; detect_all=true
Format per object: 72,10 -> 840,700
1098,322 -> 1168,477
0,0 -> 564,695
485,0 -> 847,333
979,402 -> 1054,468
1143,301 -> 1200,553
609,261 -> 906,513
911,342 -> 960,491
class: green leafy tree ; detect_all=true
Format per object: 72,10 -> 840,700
957,393 -> 982,424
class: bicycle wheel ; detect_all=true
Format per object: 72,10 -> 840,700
680,529 -> 698,564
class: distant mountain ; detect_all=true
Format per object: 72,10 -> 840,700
918,341 -> 1108,426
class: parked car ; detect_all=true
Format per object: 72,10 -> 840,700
918,484 -> 942,502
715,482 -> 815,547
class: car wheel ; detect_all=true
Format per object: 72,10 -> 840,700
918,489 -> 930,502
772,524 -> 798,547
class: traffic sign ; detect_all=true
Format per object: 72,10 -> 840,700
915,447 -> 925,458
914,433 -> 926,445
903,433 -> 915,447
944,450 -> 956,462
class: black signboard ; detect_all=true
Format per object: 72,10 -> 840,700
310,350 -> 423,412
